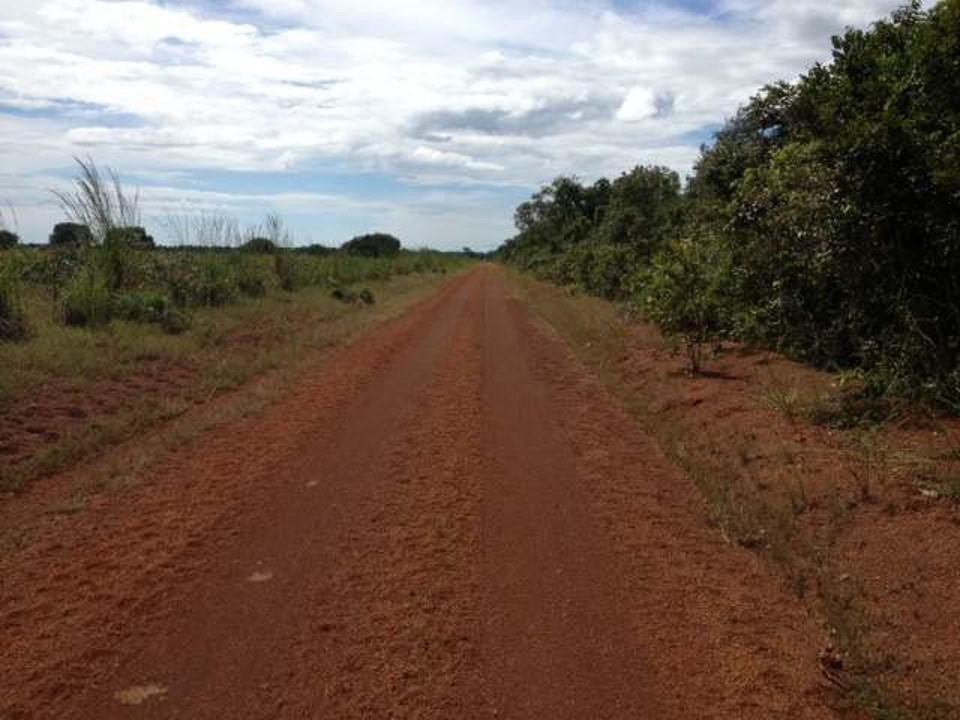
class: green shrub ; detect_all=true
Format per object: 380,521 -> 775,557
235,256 -> 272,297
241,237 -> 277,254
341,233 -> 401,258
639,234 -> 733,374
106,226 -> 155,249
160,308 -> 191,335
331,287 -> 354,303
0,266 -> 30,341
50,222 -> 94,247
113,291 -> 169,323
0,230 -> 19,250
61,264 -> 112,326
273,252 -> 305,292
100,230 -> 145,290
358,288 -> 375,305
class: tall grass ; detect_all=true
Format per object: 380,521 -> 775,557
52,156 -> 140,242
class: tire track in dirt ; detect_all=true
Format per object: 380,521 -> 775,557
2,265 -> 837,719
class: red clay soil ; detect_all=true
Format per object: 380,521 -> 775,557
599,305 -> 960,713
0,366 -> 193,468
0,266 -> 839,719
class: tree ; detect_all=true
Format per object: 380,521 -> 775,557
241,237 -> 277,254
595,166 -> 683,257
50,222 -> 94,246
640,234 -> 733,375
105,226 -> 155,249
0,230 -> 18,250
341,233 -> 401,257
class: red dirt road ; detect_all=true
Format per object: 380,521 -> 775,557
1,266 -> 838,719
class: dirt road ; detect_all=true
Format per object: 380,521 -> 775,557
1,266 -> 838,718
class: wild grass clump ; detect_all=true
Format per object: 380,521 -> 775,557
52,156 -> 140,242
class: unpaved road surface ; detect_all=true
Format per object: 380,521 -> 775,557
2,266 -> 838,719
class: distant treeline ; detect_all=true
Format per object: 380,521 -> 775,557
499,0 -> 960,409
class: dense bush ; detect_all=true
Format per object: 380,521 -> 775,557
61,263 -> 112,326
342,233 -> 401,258
0,265 -> 29,341
0,230 -> 18,250
242,237 -> 277,254
639,235 -> 734,374
50,223 -> 94,247
499,0 -> 960,407
106,226 -> 155,249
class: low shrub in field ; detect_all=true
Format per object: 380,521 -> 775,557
273,252 -> 305,292
0,266 -> 30,341
113,291 -> 170,323
0,230 -> 19,250
160,308 -> 191,335
241,237 -> 277,254
113,290 -> 191,334
164,253 -> 238,307
101,231 -> 146,291
331,286 -> 375,305
61,263 -> 112,326
235,255 -> 272,297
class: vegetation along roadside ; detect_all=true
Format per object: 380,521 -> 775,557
0,158 -> 466,492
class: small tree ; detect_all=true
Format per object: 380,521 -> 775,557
50,222 -> 94,246
0,230 -> 18,250
341,233 -> 401,258
106,226 -> 155,249
241,237 -> 277,254
640,234 -> 733,374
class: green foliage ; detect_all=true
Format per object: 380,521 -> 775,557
50,222 -> 94,247
101,229 -> 148,290
61,263 -> 112,326
500,1 -> 960,407
555,242 -> 638,300
273,252 -> 306,292
0,265 -> 29,341
640,235 -> 733,374
234,255 -> 272,297
113,291 -> 170,323
595,166 -> 684,255
241,237 -> 277,254
106,226 -> 155,249
113,290 -> 192,335
0,230 -> 19,250
341,233 -> 401,258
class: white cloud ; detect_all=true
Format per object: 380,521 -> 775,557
0,0 -> 913,249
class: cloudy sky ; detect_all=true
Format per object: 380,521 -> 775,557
0,0 -> 907,250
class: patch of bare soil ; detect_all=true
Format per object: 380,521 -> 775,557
0,366 -> 193,468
